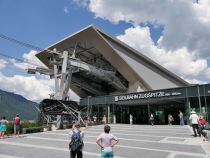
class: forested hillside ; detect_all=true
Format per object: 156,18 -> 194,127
0,89 -> 39,121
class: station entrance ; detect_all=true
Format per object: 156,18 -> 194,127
115,103 -> 185,125
81,84 -> 210,126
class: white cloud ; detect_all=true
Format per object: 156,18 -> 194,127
10,50 -> 47,70
0,72 -> 80,102
72,0 -> 210,83
0,72 -> 53,102
0,50 -> 80,102
64,6 -> 69,14
0,58 -> 8,70
185,78 -> 207,84
87,0 -> 210,58
117,26 -> 210,83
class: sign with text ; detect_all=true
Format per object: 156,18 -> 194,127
114,91 -> 181,102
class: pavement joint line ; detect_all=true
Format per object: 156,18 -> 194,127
0,154 -> 23,158
26,135 -> 197,146
166,152 -> 176,158
2,124 -> 208,158
0,140 -> 125,158
85,131 -> 191,138
41,131 -> 194,139
0,138 -> 205,158
186,125 -> 195,135
57,126 -> 190,131
24,136 -> 206,155
116,144 -> 206,157
87,129 -> 189,134
88,126 -> 190,129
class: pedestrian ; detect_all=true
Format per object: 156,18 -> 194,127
83,115 -> 88,127
14,114 -> 21,137
96,125 -> 119,158
102,115 -> 107,124
0,116 -> 9,139
129,114 -> 133,125
69,122 -> 85,158
93,115 -> 97,124
189,110 -> 200,137
149,113 -> 154,126
198,115 -> 208,141
179,110 -> 184,126
168,113 -> 174,125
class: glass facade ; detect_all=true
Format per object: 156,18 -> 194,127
80,84 -> 210,125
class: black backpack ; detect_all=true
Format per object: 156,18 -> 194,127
69,131 -> 84,152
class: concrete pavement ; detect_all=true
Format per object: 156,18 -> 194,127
0,124 -> 210,158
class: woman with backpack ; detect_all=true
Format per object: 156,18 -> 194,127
69,122 -> 85,158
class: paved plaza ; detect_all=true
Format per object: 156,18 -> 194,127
0,124 -> 210,158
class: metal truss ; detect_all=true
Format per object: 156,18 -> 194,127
27,43 -> 127,129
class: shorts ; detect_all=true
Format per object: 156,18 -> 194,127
14,125 -> 20,132
101,151 -> 113,158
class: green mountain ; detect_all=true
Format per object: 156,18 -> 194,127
0,89 -> 39,121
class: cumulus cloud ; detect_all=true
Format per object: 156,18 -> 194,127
0,72 -> 80,102
185,78 -> 207,84
0,50 -> 80,102
0,72 -> 54,102
73,0 -> 210,83
10,50 -> 47,70
87,0 -> 210,58
0,58 -> 8,70
117,26 -> 210,83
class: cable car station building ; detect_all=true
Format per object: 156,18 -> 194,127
35,25 -> 210,125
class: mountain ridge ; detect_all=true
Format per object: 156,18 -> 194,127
0,89 -> 39,121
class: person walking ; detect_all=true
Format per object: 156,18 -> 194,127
14,114 -> 21,137
69,122 -> 85,158
149,113 -> 154,126
198,115 -> 208,141
179,110 -> 184,126
96,125 -> 119,158
93,115 -> 97,124
0,116 -> 9,139
102,115 -> 107,124
83,115 -> 88,127
129,114 -> 133,125
168,114 -> 174,125
189,110 -> 200,137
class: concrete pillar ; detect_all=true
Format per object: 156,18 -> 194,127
108,104 -> 110,124
113,114 -> 116,124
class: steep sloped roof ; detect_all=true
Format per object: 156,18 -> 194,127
36,25 -> 190,97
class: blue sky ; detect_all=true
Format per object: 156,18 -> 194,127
0,0 -> 210,102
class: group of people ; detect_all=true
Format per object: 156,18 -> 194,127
0,114 -> 21,139
69,122 -> 119,158
167,110 -> 184,126
189,110 -> 208,141
83,115 -> 107,127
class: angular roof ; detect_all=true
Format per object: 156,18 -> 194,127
36,25 -> 190,97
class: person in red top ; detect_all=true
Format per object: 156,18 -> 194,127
198,115 -> 208,141
14,114 -> 21,137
